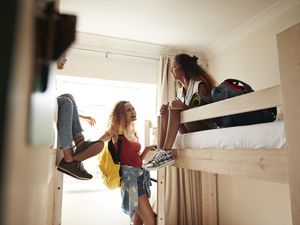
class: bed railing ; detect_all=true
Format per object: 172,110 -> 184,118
181,85 -> 282,123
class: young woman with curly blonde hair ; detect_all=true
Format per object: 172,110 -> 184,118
99,101 -> 157,225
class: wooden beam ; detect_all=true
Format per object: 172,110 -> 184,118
277,22 -> 300,225
202,172 -> 218,225
156,116 -> 166,225
172,149 -> 288,183
53,171 -> 63,225
157,168 -> 166,225
181,85 -> 282,124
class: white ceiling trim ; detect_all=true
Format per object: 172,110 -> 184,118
71,32 -> 207,61
72,32 -> 167,58
207,0 -> 300,58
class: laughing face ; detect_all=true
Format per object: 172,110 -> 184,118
124,102 -> 137,123
171,60 -> 185,80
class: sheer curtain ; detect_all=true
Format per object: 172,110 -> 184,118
156,55 -> 203,225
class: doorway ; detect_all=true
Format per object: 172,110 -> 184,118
56,75 -> 157,224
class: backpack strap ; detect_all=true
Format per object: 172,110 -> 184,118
108,127 -> 123,164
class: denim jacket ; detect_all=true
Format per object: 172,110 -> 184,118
120,165 -> 151,218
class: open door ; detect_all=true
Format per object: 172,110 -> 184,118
0,0 -> 76,224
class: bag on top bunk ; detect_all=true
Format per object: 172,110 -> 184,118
211,78 -> 277,128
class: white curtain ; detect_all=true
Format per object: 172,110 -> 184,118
156,55 -> 203,225
156,55 -> 176,111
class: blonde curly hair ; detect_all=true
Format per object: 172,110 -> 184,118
107,100 -> 134,132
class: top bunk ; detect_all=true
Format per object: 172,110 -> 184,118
170,75 -> 288,183
170,20 -> 300,187
155,22 -> 300,225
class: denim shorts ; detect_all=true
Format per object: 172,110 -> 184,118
137,174 -> 146,197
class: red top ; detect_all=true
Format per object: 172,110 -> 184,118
115,135 -> 142,168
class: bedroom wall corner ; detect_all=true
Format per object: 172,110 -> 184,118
207,4 -> 300,90
205,4 -> 300,225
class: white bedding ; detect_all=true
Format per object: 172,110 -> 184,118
172,121 -> 285,150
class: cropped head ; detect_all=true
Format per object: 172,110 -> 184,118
172,53 -> 216,91
57,54 -> 67,70
108,101 -> 137,130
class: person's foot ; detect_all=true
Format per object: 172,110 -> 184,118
74,140 -> 101,156
143,149 -> 161,165
57,158 -> 93,180
143,149 -> 175,170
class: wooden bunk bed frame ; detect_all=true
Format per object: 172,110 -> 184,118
156,22 -> 300,225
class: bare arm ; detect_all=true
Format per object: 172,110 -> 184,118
98,127 -> 119,143
79,115 -> 96,126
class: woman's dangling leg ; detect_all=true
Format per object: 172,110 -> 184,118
162,109 -> 180,150
144,108 -> 179,170
57,95 -> 74,162
158,110 -> 168,149
62,94 -> 85,146
61,94 -> 103,161
132,212 -> 144,225
56,95 -> 93,180
136,195 -> 156,225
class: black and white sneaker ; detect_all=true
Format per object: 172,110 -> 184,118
144,149 -> 175,170
143,149 -> 161,166
57,158 -> 93,180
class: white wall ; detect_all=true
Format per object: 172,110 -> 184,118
59,48 -> 159,84
207,5 -> 300,225
57,37 -> 160,225
208,5 -> 300,90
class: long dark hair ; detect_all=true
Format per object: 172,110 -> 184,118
174,54 -> 216,93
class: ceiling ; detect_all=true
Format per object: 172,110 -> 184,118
59,0 -> 293,56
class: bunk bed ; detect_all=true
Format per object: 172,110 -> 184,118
156,22 -> 300,225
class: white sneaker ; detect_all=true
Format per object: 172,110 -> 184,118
143,149 -> 161,167
144,150 -> 175,170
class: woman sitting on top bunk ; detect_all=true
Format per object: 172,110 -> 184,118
143,53 -> 217,170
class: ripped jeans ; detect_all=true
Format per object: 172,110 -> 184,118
57,94 -> 83,150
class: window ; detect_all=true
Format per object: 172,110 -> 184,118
56,75 -> 157,191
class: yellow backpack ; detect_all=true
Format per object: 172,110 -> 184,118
98,128 -> 123,189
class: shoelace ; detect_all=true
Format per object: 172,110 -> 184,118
144,150 -> 161,165
152,151 -> 172,165
152,154 -> 165,165
145,150 -> 173,167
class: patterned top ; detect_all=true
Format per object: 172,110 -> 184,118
177,79 -> 217,129
120,165 -> 151,219
177,79 -> 202,106
177,79 -> 211,109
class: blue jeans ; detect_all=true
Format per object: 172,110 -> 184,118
57,94 -> 83,150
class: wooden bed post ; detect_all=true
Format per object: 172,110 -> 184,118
277,22 -> 300,225
156,116 -> 166,225
51,170 -> 64,225
157,168 -> 166,225
201,172 -> 218,225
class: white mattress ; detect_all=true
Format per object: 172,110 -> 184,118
172,121 -> 285,150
